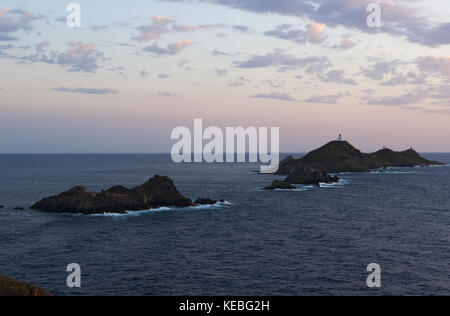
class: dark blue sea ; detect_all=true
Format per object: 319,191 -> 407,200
0,153 -> 449,296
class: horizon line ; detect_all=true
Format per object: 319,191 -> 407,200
1,152 -> 450,155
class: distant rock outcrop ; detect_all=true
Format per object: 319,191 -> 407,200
264,180 -> 296,191
278,141 -> 442,175
285,165 -> 340,185
367,148 -> 439,169
194,198 -> 217,205
0,275 -> 51,296
265,140 -> 442,189
31,175 -> 207,215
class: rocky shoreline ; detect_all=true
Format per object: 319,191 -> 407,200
31,175 -> 222,215
0,275 -> 51,296
265,141 -> 443,190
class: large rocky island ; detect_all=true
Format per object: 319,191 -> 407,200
265,140 -> 442,190
31,175 -> 219,215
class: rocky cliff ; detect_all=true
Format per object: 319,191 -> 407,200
31,175 -> 200,215
0,275 -> 51,296
266,141 -> 442,189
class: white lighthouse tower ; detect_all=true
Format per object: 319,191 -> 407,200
337,134 -> 343,142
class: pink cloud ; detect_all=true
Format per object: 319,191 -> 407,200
307,22 -> 327,44
333,37 -> 357,50
416,56 -> 450,77
133,16 -> 176,41
168,39 -> 192,54
0,5 -> 10,18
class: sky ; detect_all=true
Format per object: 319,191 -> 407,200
0,0 -> 449,153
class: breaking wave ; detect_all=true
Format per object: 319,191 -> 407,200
66,201 -> 232,218
370,170 -> 417,174
319,179 -> 349,188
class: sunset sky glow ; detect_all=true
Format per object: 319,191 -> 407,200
1,0 -> 450,153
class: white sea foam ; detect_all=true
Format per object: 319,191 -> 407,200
272,186 -> 313,192
266,179 -> 348,191
68,201 -> 232,218
319,179 -> 349,188
370,170 -> 416,174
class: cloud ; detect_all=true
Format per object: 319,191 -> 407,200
155,91 -> 180,97
307,22 -> 327,44
332,36 -> 357,50
54,87 -> 118,95
140,70 -> 149,78
162,0 -> 450,47
415,56 -> 450,77
320,70 -> 357,85
234,49 -> 331,73
0,34 -> 16,41
162,0 -> 314,17
133,16 -> 226,41
173,23 -> 226,32
359,56 -> 450,87
56,42 -> 104,73
178,59 -> 189,68
380,72 -> 426,86
215,68 -> 228,76
264,79 -> 285,88
264,23 -> 326,44
233,25 -> 249,33
367,90 -> 430,106
212,49 -> 229,56
306,92 -> 349,104
251,92 -> 296,101
55,16 -> 66,23
91,25 -> 110,32
227,76 -> 251,87
143,39 -> 193,55
0,43 -> 13,49
264,24 -> 307,44
158,74 -> 171,79
407,22 -> 450,48
35,41 -> 50,52
172,24 -> 197,32
0,5 -> 10,18
360,59 -> 404,81
133,16 -> 176,41
0,7 -> 43,41
14,42 -> 105,73
431,85 -> 450,101
364,82 -> 450,107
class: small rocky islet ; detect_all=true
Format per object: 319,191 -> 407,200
31,175 -> 223,215
264,140 -> 443,190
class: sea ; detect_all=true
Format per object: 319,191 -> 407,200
0,153 -> 449,296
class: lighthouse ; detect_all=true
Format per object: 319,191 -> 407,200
337,134 -> 343,142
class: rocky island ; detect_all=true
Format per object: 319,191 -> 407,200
0,275 -> 51,296
265,139 -> 442,190
31,175 -> 220,215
